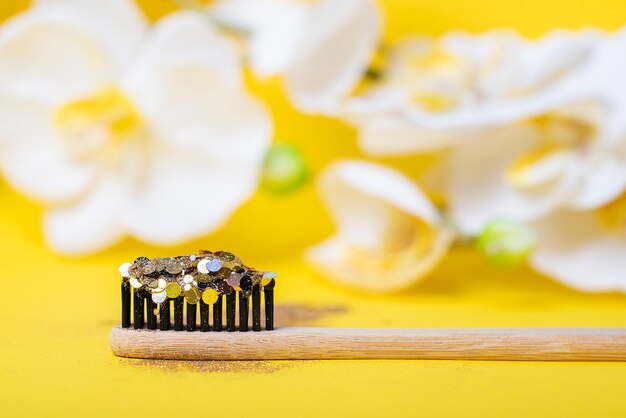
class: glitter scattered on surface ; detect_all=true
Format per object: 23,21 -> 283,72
128,359 -> 290,374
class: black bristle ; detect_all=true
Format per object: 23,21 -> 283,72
213,295 -> 223,332
226,292 -> 236,332
186,302 -> 197,331
121,281 -> 131,328
173,296 -> 184,331
264,287 -> 274,331
133,288 -> 144,329
252,284 -> 261,332
200,300 -> 210,332
239,292 -> 249,332
159,299 -> 170,331
146,296 -> 157,330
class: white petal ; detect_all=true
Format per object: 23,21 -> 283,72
43,175 -> 125,255
0,0 -> 147,103
531,210 -> 626,292
354,113 -> 483,155
211,0 -> 310,76
125,11 -> 240,88
306,160 -> 453,292
125,12 -> 270,164
120,143 -> 261,245
35,0 -> 147,71
569,154 -> 626,209
448,125 -> 580,234
0,13 -> 109,103
131,65 -> 270,163
285,0 -> 382,114
0,98 -> 96,202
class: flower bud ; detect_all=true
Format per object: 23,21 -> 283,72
476,218 -> 537,267
261,143 -> 309,194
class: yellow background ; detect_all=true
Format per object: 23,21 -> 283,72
1,1 -> 626,417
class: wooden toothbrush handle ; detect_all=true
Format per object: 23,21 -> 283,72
110,326 -> 626,361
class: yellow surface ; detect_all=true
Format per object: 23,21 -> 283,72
2,1 -> 626,417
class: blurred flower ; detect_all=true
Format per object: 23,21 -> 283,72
306,160 -> 453,292
345,30 -> 603,154
528,30 -> 626,290
0,0 -> 271,255
344,30 -> 626,238
475,218 -> 537,267
447,30 -> 626,235
212,0 -> 382,114
261,142 -> 309,194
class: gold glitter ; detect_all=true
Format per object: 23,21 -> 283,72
185,288 -> 200,304
201,288 -> 219,305
197,274 -> 211,283
219,252 -> 236,262
165,282 -> 181,298
123,250 -> 276,301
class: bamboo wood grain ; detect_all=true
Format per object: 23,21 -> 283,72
110,326 -> 626,361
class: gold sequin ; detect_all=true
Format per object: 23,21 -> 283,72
202,288 -> 219,305
197,273 -> 211,283
165,282 -> 181,298
185,288 -> 200,304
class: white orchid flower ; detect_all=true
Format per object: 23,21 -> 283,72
212,0 -> 382,114
0,0 -> 271,255
306,160 -> 454,292
345,30 -> 603,154
523,31 -> 626,291
447,30 -> 626,234
530,198 -> 626,292
344,29 -> 626,235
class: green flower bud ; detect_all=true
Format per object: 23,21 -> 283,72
475,218 -> 537,267
261,143 -> 309,194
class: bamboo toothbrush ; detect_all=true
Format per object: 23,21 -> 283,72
110,252 -> 626,362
